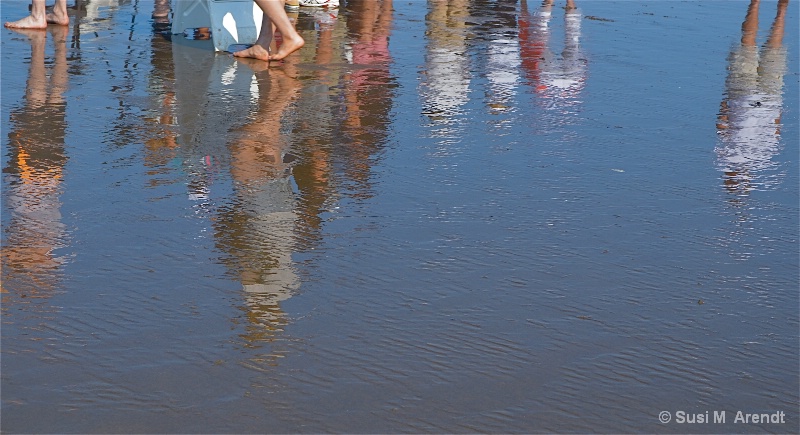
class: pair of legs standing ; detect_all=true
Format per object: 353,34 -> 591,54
234,0 -> 305,61
4,0 -> 69,29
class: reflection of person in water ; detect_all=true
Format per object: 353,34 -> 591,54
420,0 -> 471,119
341,0 -> 394,197
2,26 -> 71,296
215,59 -> 303,344
716,0 -> 789,194
285,9 -> 347,245
143,6 -> 180,187
480,0 -> 523,114
519,0 -> 586,113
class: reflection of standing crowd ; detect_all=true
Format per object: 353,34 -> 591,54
3,0 -> 792,340
420,0 -> 587,126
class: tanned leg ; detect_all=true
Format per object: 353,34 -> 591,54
234,0 -> 304,61
234,11 -> 276,61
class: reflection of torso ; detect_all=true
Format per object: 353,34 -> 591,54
422,4 -> 471,116
537,11 -> 586,101
716,45 -> 786,175
76,0 -> 129,32
519,9 -> 549,87
6,104 -> 68,225
486,38 -> 521,109
349,35 -> 391,87
519,9 -> 587,108
3,105 -> 69,293
238,176 -> 299,297
9,105 -> 67,148
235,176 -> 298,329
424,46 -> 470,114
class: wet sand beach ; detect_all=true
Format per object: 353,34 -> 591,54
1,0 -> 798,433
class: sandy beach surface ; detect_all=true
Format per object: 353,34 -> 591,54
2,0 -> 798,433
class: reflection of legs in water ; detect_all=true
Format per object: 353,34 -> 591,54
49,25 -> 69,104
19,29 -> 49,107
233,0 -> 305,61
520,0 -> 552,89
765,0 -> 788,49
153,0 -> 171,28
343,0 -> 393,130
525,0 -> 584,98
735,0 -> 788,48
739,0 -> 760,47
734,0 -> 787,47
230,59 -> 300,183
563,2 -> 582,64
760,0 -> 789,98
153,0 -> 170,19
540,0 -> 576,9
10,25 -> 69,107
5,0 -> 69,29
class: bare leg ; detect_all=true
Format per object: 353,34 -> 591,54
234,12 -> 276,61
46,0 -> 70,25
230,61 -> 300,182
5,0 -> 48,29
234,0 -> 304,61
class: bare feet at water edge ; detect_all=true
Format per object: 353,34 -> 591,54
45,10 -> 69,26
5,3 -> 69,29
5,14 -> 45,29
233,35 -> 304,62
4,13 -> 69,29
233,44 -> 272,62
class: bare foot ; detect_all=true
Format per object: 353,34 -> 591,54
5,15 -> 47,29
233,44 -> 271,62
46,11 -> 69,26
268,35 -> 304,61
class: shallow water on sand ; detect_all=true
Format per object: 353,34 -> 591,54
2,0 -> 798,433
